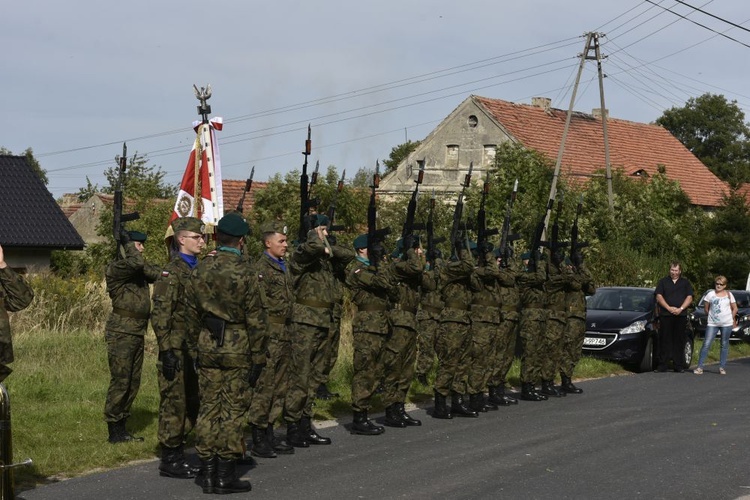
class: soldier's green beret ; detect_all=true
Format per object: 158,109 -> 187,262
217,212 -> 250,237
312,214 -> 330,228
171,216 -> 204,234
493,247 -> 502,258
521,251 -> 531,260
353,234 -> 368,249
468,240 -> 478,250
259,221 -> 288,235
127,231 -> 147,243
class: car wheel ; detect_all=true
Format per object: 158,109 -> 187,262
638,337 -> 654,373
683,337 -> 694,368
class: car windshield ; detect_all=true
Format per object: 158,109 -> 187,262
587,289 -> 654,312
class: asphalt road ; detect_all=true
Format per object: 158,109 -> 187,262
18,358 -> 750,500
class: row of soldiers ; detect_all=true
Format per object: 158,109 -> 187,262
103,209 -> 594,495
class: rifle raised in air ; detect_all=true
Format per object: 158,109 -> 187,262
235,165 -> 255,213
298,125 -> 317,242
498,179 -> 519,268
450,161 -> 473,259
400,161 -> 426,253
425,190 -> 446,265
367,161 -> 391,268
475,169 -> 499,265
326,169 -> 346,234
527,194 -> 554,273
112,142 -> 140,257
570,195 -> 589,267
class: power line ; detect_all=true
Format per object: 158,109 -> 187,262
673,0 -> 750,33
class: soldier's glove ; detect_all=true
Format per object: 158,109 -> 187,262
160,349 -> 181,382
248,363 -> 265,388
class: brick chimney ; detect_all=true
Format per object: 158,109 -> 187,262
531,97 -> 551,112
592,108 -> 609,119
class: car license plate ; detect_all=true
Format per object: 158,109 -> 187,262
583,337 -> 607,346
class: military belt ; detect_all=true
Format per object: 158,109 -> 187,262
471,299 -> 499,308
296,298 -> 334,309
267,315 -> 289,325
444,301 -> 470,311
357,303 -> 388,312
524,303 -> 544,309
112,307 -> 149,320
394,304 -> 418,314
421,304 -> 443,314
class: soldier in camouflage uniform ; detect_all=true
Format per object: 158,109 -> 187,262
415,251 -> 442,386
560,253 -> 596,393
540,249 -> 572,398
517,250 -> 549,401
104,231 -> 160,443
346,234 -> 389,435
247,221 -> 294,458
0,244 -> 34,384
486,249 -> 521,406
433,240 -> 476,419
466,245 -> 502,413
285,214 -> 354,447
186,212 -> 259,494
151,217 -> 204,479
381,238 -> 424,427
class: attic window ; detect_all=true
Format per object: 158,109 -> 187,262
446,145 -> 459,167
467,115 -> 478,128
483,145 -> 497,166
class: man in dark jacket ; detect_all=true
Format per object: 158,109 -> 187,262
654,261 -> 693,372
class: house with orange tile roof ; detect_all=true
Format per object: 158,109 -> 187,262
380,95 -> 727,208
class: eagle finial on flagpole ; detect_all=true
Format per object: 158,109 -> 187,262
193,84 -> 212,123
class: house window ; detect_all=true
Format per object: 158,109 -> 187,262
483,145 -> 497,166
446,145 -> 459,168
468,115 -> 478,128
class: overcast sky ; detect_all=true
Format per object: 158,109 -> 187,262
3,0 -> 749,198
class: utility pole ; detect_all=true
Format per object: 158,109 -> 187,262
546,31 -> 613,233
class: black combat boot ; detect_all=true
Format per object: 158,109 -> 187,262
398,403 -> 422,426
250,425 -> 276,459
560,374 -> 583,394
107,419 -> 144,444
520,382 -> 546,402
451,392 -> 479,418
267,424 -> 294,454
468,393 -> 488,413
286,422 -> 309,448
541,380 -> 565,398
384,403 -> 407,428
416,373 -> 429,386
159,445 -> 199,479
351,410 -> 385,435
315,383 -> 339,400
214,458 -> 252,494
498,386 -> 519,405
196,456 -> 217,494
300,416 -> 331,445
432,391 -> 452,419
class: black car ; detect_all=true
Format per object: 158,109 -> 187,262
688,289 -> 750,342
582,286 -> 694,372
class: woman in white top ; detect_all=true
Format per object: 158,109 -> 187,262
694,275 -> 737,375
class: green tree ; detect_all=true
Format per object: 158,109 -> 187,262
75,176 -> 100,202
656,93 -> 750,187
706,188 -> 750,290
382,140 -> 421,173
0,147 -> 48,185
102,152 -> 177,200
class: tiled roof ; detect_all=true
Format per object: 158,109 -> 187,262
222,180 -> 268,216
0,155 -> 85,249
474,96 -> 727,207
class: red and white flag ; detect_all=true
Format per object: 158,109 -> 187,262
169,117 -> 224,229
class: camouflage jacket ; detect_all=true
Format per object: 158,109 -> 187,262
566,264 -> 596,319
151,256 -> 196,352
289,232 -> 354,329
346,258 -> 392,335
438,251 -> 474,325
0,266 -> 34,346
105,242 -> 160,336
546,260 -> 572,316
497,266 -> 521,322
252,252 -> 293,342
187,249 -> 264,368
517,265 -> 548,309
418,263 -> 442,320
389,249 -> 424,330
470,254 -> 502,324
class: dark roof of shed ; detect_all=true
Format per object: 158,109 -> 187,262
0,155 -> 85,249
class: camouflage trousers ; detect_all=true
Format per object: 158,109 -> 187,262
285,322 -> 328,422
0,340 -> 13,383
487,314 -> 519,388
316,318 -> 341,389
560,317 -> 586,378
248,333 -> 291,428
380,325 -> 417,406
157,346 -> 199,448
519,309 -> 547,384
416,316 -> 439,376
541,312 -> 567,381
104,331 -> 144,423
467,321 -> 497,395
351,331 -> 388,412
194,365 -> 250,461
434,321 -> 472,397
